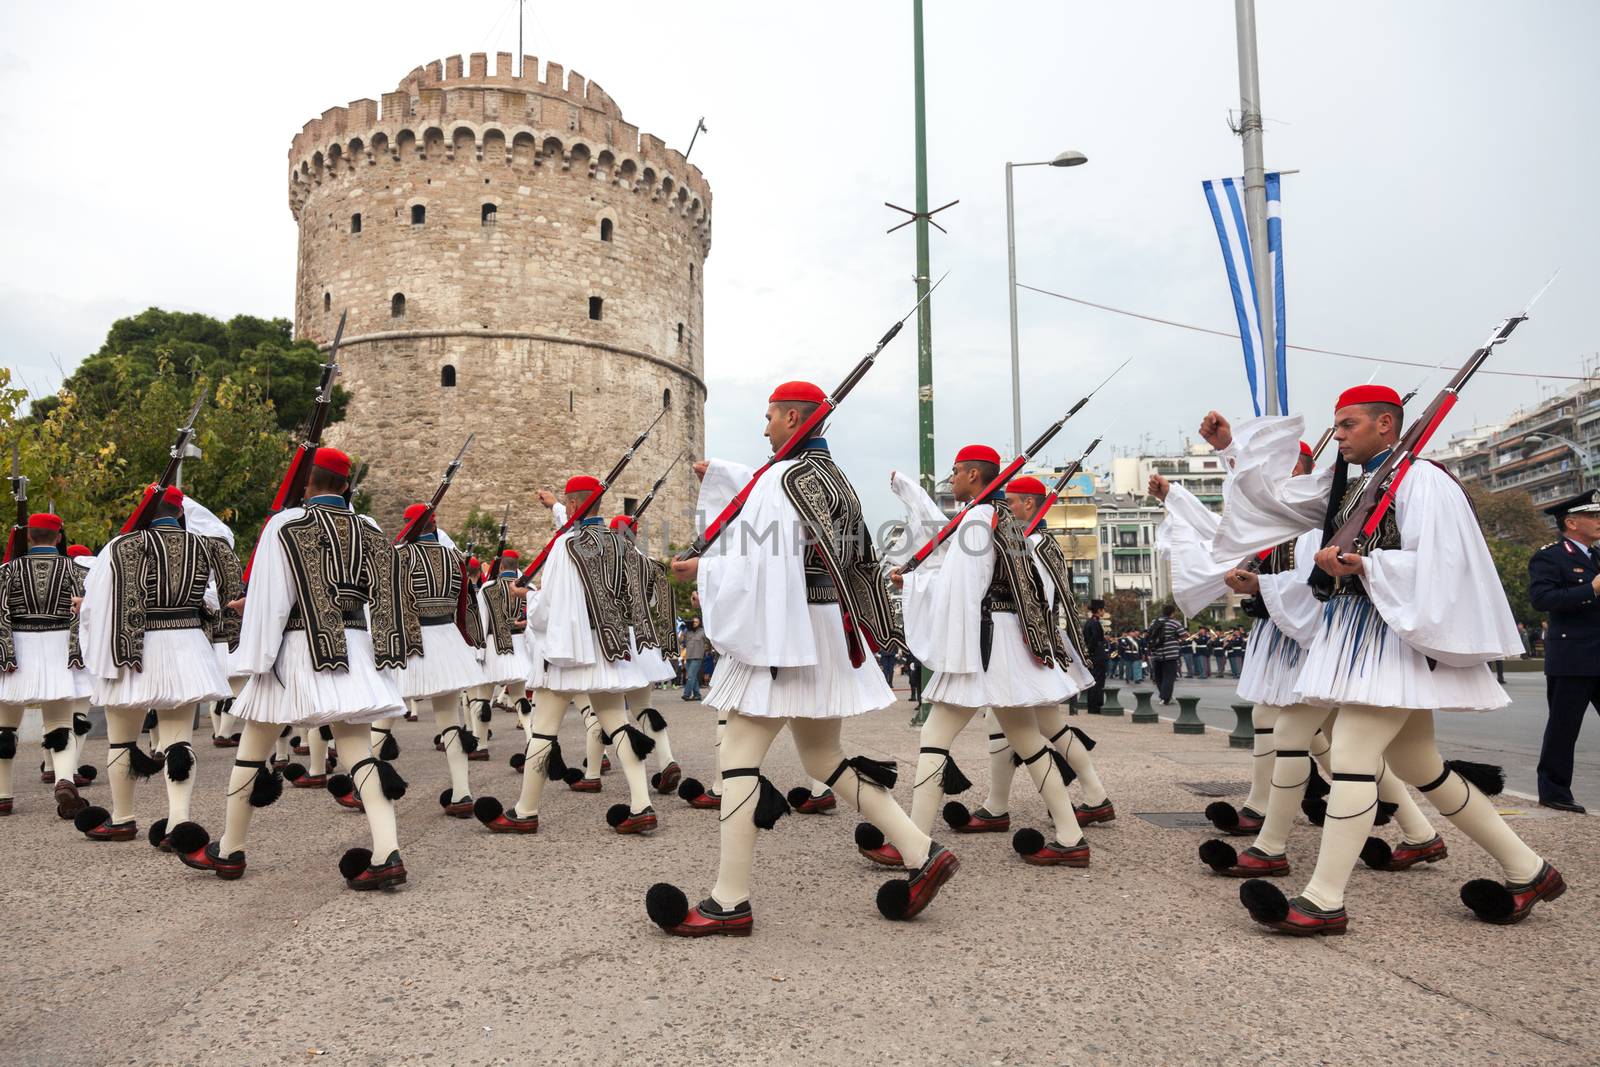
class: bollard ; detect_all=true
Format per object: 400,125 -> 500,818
1100,686 -> 1123,715
1228,703 -> 1255,748
1130,689 -> 1159,724
1173,695 -> 1206,735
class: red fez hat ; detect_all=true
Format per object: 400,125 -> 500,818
1299,441 -> 1313,457
403,503 -> 429,522
565,475 -> 602,495
500,550 -> 520,561
312,447 -> 352,478
66,544 -> 91,558
769,381 -> 826,405
467,556 -> 481,570
955,444 -> 1002,466
161,486 -> 185,506
28,512 -> 63,531
1008,476 -> 1048,496
609,515 -> 638,531
1335,384 -> 1402,410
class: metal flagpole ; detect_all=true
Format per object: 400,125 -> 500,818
1234,0 -> 1279,415
911,0 -> 935,725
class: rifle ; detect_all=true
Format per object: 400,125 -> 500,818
486,504 -> 512,581
119,388 -> 208,533
678,275 -> 947,562
629,452 -> 686,529
343,460 -> 368,506
1311,278 -> 1555,589
4,444 -> 25,563
395,434 -> 475,544
1022,434 -> 1104,538
901,358 -> 1130,575
518,405 -> 670,583
242,311 -> 346,583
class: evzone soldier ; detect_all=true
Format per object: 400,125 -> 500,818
1202,390 -> 1565,933
611,514 -> 683,796
887,447 -> 1092,868
646,381 -> 957,936
474,475 -> 660,836
77,487 -> 233,844
387,502 -> 487,820
942,475 -> 1115,834
188,498 -> 248,752
0,514 -> 93,819
475,549 -> 529,767
171,448 -> 412,888
1152,445 -> 1443,879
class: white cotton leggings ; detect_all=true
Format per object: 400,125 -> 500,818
710,710 -> 933,910
1300,705 -> 1544,911
979,705 -> 1109,815
220,720 -> 398,860
912,703 -> 1084,848
428,692 -> 473,804
104,704 -> 200,826
511,690 -> 649,818
1252,703 -> 1432,856
0,700 -> 81,799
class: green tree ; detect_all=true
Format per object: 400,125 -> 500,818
453,506 -> 516,562
1466,484 -> 1548,627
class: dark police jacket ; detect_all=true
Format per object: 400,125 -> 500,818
1083,616 -> 1108,667
1529,537 -> 1600,677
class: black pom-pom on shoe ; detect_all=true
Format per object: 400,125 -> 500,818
1239,879 -> 1290,923
283,763 -> 308,783
1360,837 -> 1393,870
78,765 -> 97,782
942,801 -> 973,830
678,778 -> 706,801
606,803 -> 630,828
1011,828 -> 1046,856
74,806 -> 111,833
148,818 -> 169,849
509,752 -> 526,771
562,767 -> 584,786
854,823 -> 885,851
787,786 -> 813,810
876,878 -> 912,920
1460,878 -> 1515,922
1199,839 -> 1240,872
645,883 -> 689,929
166,821 -> 210,854
1205,801 -> 1240,830
328,774 -> 356,799
338,847 -> 373,881
473,796 -> 505,825
438,787 -> 455,808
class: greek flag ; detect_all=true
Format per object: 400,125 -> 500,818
1201,173 -> 1286,416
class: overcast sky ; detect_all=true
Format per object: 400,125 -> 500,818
3,1 -> 1595,524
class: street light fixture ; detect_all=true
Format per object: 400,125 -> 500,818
1525,432 -> 1593,491
1006,149 -> 1088,455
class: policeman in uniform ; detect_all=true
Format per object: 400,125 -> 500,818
1528,489 -> 1600,813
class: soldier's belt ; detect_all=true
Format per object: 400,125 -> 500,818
285,608 -> 368,632
420,614 -> 457,627
144,608 -> 203,631
10,617 -> 71,633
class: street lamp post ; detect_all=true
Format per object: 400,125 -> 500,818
1526,433 -> 1594,491
1005,150 -> 1087,455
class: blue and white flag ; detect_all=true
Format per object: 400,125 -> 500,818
1201,173 -> 1286,416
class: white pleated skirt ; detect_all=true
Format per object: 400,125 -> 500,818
635,644 -> 676,685
233,628 -> 405,726
93,628 -> 230,710
480,632 -> 530,687
523,630 -> 547,691
1060,644 -> 1093,694
399,623 -> 487,699
212,640 -> 251,682
705,604 -> 894,719
925,613 -> 1072,710
1235,620 -> 1306,707
540,626 -> 653,695
1292,595 -> 1509,712
0,631 -> 92,703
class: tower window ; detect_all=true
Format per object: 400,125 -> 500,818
676,322 -> 684,344
588,297 -> 603,321
689,262 -> 694,282
411,204 -> 426,226
482,203 -> 497,226
662,387 -> 672,409
623,497 -> 638,515
441,365 -> 456,387
323,291 -> 331,311
600,218 -> 614,242
391,293 -> 406,318
350,213 -> 362,233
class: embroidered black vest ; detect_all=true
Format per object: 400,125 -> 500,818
480,575 -> 526,656
396,540 -> 485,650
1328,470 -> 1401,598
1030,530 -> 1089,665
201,536 -> 246,651
107,527 -> 214,670
567,525 -> 648,663
278,504 -> 416,671
987,500 -> 1066,668
0,555 -> 84,672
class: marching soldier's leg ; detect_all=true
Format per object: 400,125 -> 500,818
153,704 -> 199,842
78,705 -> 151,841
1037,704 -> 1111,818
707,711 -> 786,908
992,705 -> 1089,863
475,688 -> 567,831
907,702 -> 979,837
0,703 -> 22,815
594,692 -> 655,833
333,721 -> 406,889
39,700 -> 85,817
170,719 -> 282,881
432,692 -> 474,814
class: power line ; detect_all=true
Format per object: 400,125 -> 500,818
1017,282 -> 1590,382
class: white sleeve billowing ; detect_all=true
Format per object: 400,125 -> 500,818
539,534 -> 600,668
1361,462 -> 1522,665
78,537 -> 121,680
1156,482 -> 1232,617
550,502 -> 568,529
233,510 -> 299,676
900,505 -> 992,674
1256,529 -> 1326,646
884,470 -> 948,566
1210,415 -> 1332,560
694,458 -> 758,531
697,464 -> 816,667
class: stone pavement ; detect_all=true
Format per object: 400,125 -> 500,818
1,692 -> 1594,1066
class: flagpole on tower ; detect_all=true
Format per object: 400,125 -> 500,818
1234,0 -> 1279,415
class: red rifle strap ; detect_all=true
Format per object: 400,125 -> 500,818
1358,395 -> 1457,539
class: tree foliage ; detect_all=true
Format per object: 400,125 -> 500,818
452,506 -> 516,562
1466,484 -> 1548,627
4,308 -> 346,557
